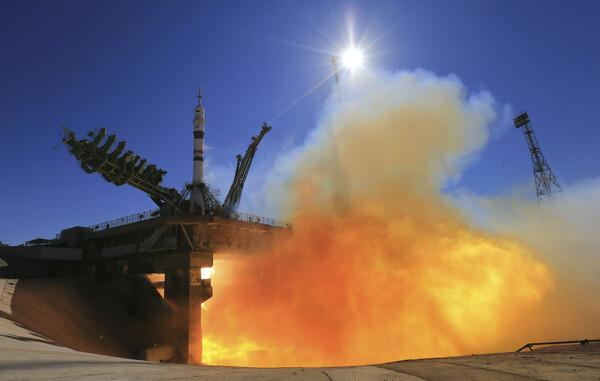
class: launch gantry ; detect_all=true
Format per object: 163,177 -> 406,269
61,88 -> 271,217
54,87 -> 284,364
60,126 -> 185,210
223,122 -> 272,215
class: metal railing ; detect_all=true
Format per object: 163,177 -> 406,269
89,208 -> 161,232
24,239 -> 53,247
516,339 -> 600,352
88,209 -> 291,232
236,212 -> 292,228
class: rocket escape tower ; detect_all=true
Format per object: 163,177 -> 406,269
513,111 -> 563,202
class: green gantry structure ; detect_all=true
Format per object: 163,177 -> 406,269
61,126 -> 185,210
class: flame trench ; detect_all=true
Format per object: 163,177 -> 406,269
200,70 -> 571,367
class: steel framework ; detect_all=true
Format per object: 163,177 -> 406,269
514,112 -> 563,202
223,122 -> 271,214
61,127 -> 185,210
62,122 -> 271,216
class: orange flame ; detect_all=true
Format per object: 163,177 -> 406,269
201,71 -> 562,366
202,213 -> 552,366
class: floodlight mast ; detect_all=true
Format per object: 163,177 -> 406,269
331,55 -> 342,102
513,111 -> 563,203
331,56 -> 341,87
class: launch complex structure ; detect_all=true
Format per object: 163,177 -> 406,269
0,79 -> 563,365
0,87 -> 291,364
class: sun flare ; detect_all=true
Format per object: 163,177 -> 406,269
340,47 -> 364,71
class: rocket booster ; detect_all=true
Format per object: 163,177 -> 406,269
192,87 -> 205,184
190,86 -> 206,214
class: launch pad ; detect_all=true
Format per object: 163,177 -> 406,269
84,210 -> 290,363
0,87 -> 292,364
1,211 -> 290,363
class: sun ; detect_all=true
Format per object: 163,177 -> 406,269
340,47 -> 364,71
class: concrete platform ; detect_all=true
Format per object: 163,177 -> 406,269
2,263 -> 600,379
0,316 -> 409,380
2,315 -> 600,380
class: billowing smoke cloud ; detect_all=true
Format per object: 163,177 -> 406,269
456,178 -> 600,341
200,69 -> 599,367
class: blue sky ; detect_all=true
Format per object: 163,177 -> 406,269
1,0 -> 599,245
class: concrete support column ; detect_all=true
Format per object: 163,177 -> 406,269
162,250 -> 213,364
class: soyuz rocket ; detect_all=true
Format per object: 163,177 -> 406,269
190,87 -> 205,213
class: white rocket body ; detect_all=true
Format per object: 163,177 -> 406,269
191,87 -> 205,210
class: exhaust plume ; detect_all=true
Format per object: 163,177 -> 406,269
200,69 -> 598,367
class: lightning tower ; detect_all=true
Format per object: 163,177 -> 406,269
514,111 -> 563,202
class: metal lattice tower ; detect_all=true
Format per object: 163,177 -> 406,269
223,122 -> 271,214
513,111 -> 563,202
60,126 -> 186,210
